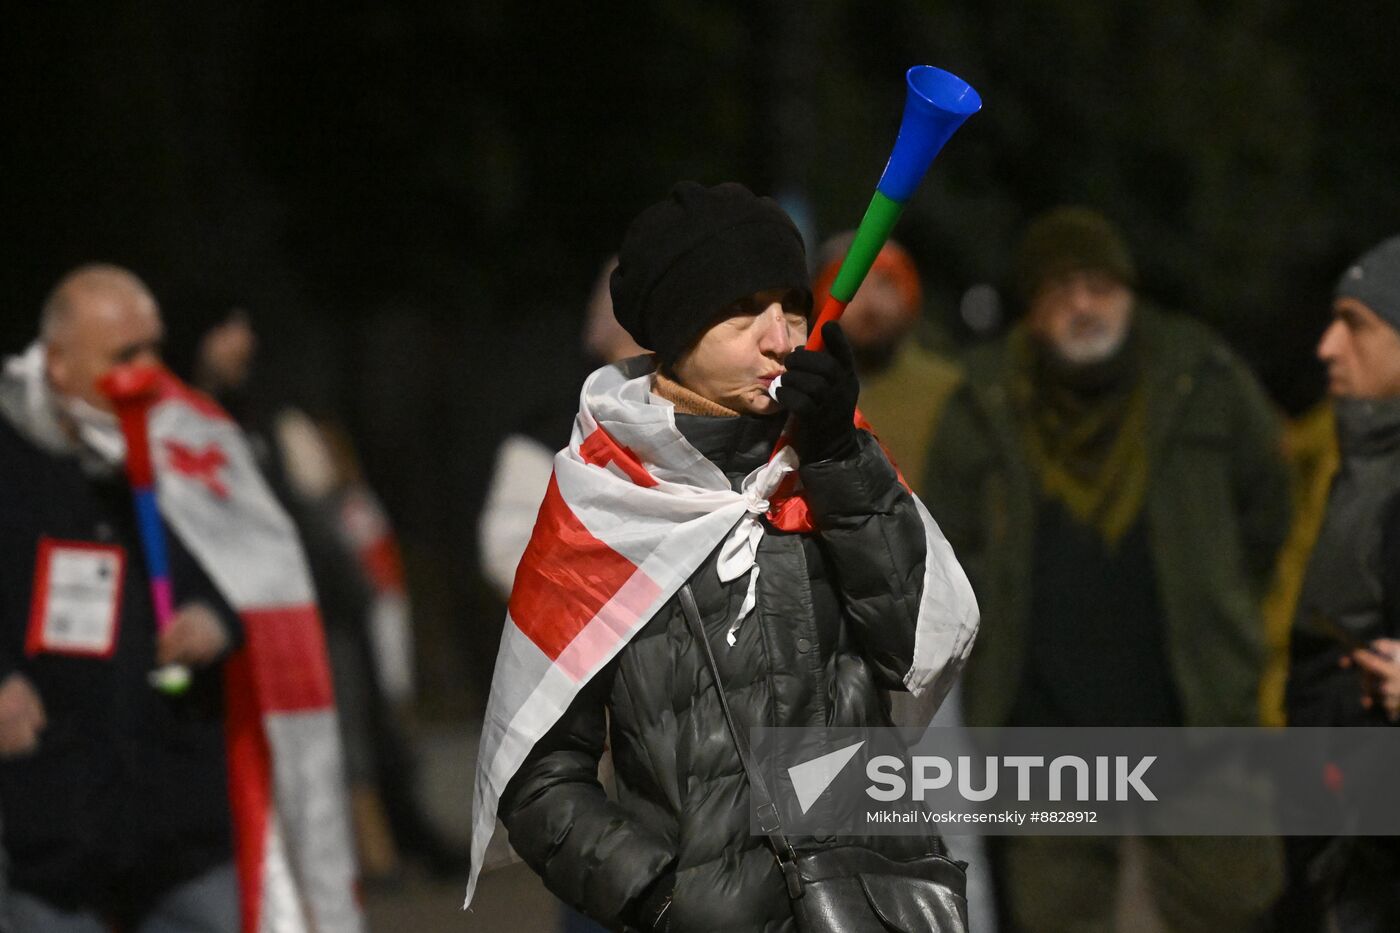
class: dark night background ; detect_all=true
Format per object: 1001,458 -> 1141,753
3,0 -> 1398,714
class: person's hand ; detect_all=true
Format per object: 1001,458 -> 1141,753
0,672 -> 47,757
775,321 -> 860,463
1347,638 -> 1400,722
158,602 -> 231,668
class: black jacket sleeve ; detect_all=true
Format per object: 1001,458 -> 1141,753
499,663 -> 675,928
1221,355 -> 1292,595
919,384 -> 991,594
1382,492 -> 1400,641
798,431 -> 928,690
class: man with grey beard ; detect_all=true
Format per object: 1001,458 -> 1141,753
922,207 -> 1291,931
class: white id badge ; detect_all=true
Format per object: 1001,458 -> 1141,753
26,537 -> 125,658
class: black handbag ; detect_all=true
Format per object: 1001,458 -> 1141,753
678,585 -> 969,933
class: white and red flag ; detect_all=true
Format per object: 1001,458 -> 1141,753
3,346 -> 363,933
146,374 -> 363,933
464,357 -> 978,906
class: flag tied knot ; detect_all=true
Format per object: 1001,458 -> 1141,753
716,445 -> 799,645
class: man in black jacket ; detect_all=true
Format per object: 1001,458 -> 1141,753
1284,235 -> 1400,930
0,265 -> 242,931
492,183 -> 978,932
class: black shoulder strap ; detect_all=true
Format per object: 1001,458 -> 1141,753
677,584 -> 795,862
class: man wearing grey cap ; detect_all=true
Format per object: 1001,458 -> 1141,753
1284,234 -> 1400,931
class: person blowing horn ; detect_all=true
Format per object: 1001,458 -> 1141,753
465,182 -> 978,932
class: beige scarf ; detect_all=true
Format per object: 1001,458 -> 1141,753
651,371 -> 739,417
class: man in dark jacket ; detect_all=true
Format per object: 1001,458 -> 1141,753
488,182 -> 978,932
922,208 -> 1291,931
0,266 -> 242,930
1283,234 -> 1400,930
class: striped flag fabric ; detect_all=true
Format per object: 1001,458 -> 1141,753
146,373 -> 363,933
465,357 -> 978,907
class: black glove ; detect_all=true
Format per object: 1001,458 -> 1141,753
775,321 -> 860,462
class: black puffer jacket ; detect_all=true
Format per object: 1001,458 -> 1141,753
501,413 -> 939,933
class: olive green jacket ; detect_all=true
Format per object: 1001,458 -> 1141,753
923,307 -> 1290,727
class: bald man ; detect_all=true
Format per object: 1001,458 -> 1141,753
43,264 -> 165,409
0,265 -> 242,931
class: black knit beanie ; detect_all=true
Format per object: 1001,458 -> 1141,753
1014,206 -> 1136,304
1336,235 -> 1400,333
609,181 -> 811,364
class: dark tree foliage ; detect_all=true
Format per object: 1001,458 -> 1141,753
4,1 -> 1396,401
2,1 -> 1397,708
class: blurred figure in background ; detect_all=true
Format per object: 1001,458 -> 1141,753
581,256 -> 651,367
479,256 -> 644,601
1257,401 -> 1339,726
0,266 -> 242,929
0,266 -> 360,930
923,207 -> 1291,931
186,307 -> 465,883
1281,235 -> 1400,931
810,234 -> 962,490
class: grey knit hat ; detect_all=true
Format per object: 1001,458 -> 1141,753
1337,235 -> 1400,332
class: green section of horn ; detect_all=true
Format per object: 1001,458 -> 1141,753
827,191 -> 906,303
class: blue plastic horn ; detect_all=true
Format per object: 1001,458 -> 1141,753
814,65 -> 981,331
877,65 -> 982,203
